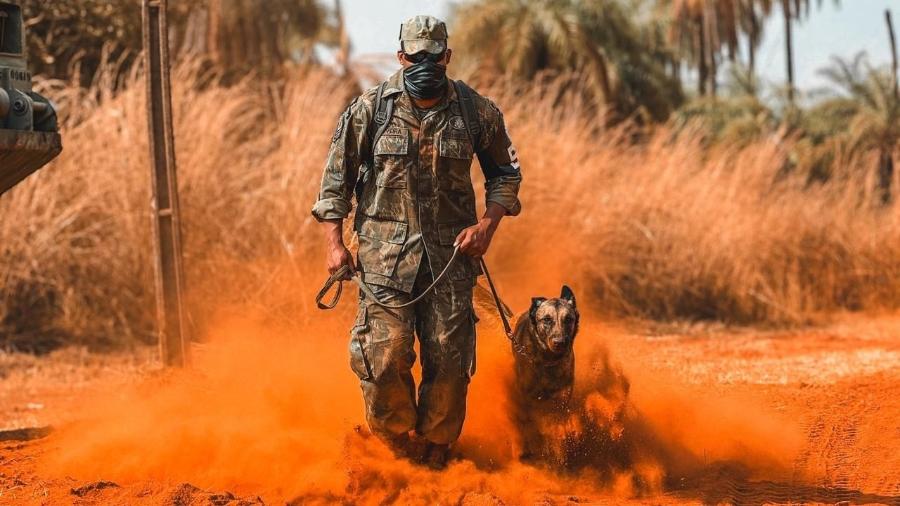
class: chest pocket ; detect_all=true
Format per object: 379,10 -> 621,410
374,127 -> 409,189
438,131 -> 473,160
437,130 -> 474,191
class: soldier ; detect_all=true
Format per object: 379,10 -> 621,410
311,15 -> 522,469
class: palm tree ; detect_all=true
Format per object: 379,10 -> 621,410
781,0 -> 840,103
813,53 -> 900,202
666,0 -> 745,97
204,0 -> 332,75
665,0 -> 787,97
452,0 -> 683,122
737,0 -> 773,77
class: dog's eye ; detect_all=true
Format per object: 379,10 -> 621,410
563,316 -> 574,324
541,316 -> 553,323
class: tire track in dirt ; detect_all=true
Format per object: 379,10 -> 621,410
783,378 -> 899,506
627,323 -> 900,506
681,391 -> 900,506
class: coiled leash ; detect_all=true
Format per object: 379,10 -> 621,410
315,246 -> 515,339
316,246 -> 463,310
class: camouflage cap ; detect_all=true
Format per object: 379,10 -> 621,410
399,15 -> 448,55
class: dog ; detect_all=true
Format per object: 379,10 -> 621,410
509,285 -> 580,465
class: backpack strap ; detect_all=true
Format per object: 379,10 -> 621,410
370,82 -> 395,158
455,80 -> 516,180
355,81 -> 396,229
453,80 -> 482,152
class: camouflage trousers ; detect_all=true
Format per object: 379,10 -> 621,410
349,258 -> 477,445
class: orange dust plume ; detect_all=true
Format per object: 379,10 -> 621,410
41,303 -> 802,504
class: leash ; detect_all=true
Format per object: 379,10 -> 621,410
316,247 -> 516,342
316,246 -> 462,310
478,257 -> 513,339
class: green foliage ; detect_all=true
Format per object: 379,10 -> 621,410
671,95 -> 774,146
812,53 -> 900,155
669,64 -> 776,146
798,53 -> 899,194
202,0 -> 335,77
451,0 -> 684,122
21,0 -> 143,84
17,0 -> 334,83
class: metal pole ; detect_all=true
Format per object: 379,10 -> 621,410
142,0 -> 190,367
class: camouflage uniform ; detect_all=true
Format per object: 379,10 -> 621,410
311,17 -> 522,445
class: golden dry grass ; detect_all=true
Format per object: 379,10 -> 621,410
2,60 -> 899,350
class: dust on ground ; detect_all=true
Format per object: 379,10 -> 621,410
0,314 -> 898,505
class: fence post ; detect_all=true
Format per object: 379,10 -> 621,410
142,0 -> 189,367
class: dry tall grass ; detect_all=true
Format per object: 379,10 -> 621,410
2,60 -> 899,350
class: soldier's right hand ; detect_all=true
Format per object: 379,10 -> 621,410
327,244 -> 356,280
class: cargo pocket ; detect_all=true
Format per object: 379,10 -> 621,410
349,306 -> 373,381
444,279 -> 477,380
374,127 -> 409,189
437,130 -> 474,191
357,219 -> 408,279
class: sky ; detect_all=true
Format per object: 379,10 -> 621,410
339,0 -> 897,93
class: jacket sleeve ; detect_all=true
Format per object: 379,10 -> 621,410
476,99 -> 523,216
311,96 -> 372,221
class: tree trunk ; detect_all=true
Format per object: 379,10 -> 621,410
748,39 -> 756,76
782,0 -> 795,102
748,12 -> 758,77
207,0 -> 221,65
705,0 -> 718,96
880,10 -> 897,206
887,10 -> 898,100
703,8 -> 719,97
697,16 -> 708,96
878,149 -> 894,205
335,0 -> 350,76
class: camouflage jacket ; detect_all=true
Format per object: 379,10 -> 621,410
311,70 -> 523,292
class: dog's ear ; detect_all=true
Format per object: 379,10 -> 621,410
560,285 -> 576,308
529,297 -> 547,324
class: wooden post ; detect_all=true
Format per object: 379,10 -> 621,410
142,0 -> 190,367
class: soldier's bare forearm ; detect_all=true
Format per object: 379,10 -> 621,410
481,202 -> 507,235
455,203 -> 508,257
321,219 -> 345,246
321,219 -> 355,277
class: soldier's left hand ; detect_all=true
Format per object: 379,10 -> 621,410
455,221 -> 494,257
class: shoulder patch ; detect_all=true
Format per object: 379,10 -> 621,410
332,114 -> 346,144
332,99 -> 358,144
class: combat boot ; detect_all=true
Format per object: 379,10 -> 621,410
421,442 -> 450,470
384,433 -> 414,460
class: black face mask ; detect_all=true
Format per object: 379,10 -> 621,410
403,59 -> 448,100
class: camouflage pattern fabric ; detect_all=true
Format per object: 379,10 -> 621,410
349,258 -> 477,444
312,69 -> 522,445
312,69 -> 523,293
398,15 -> 448,55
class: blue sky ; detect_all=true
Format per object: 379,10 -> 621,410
341,0 -> 897,93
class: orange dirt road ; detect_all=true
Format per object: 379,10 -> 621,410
1,315 -> 899,505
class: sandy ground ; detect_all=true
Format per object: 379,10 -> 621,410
1,315 -> 899,505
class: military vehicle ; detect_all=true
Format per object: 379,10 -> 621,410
0,1 -> 62,196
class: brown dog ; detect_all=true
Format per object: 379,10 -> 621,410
509,285 -> 579,465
